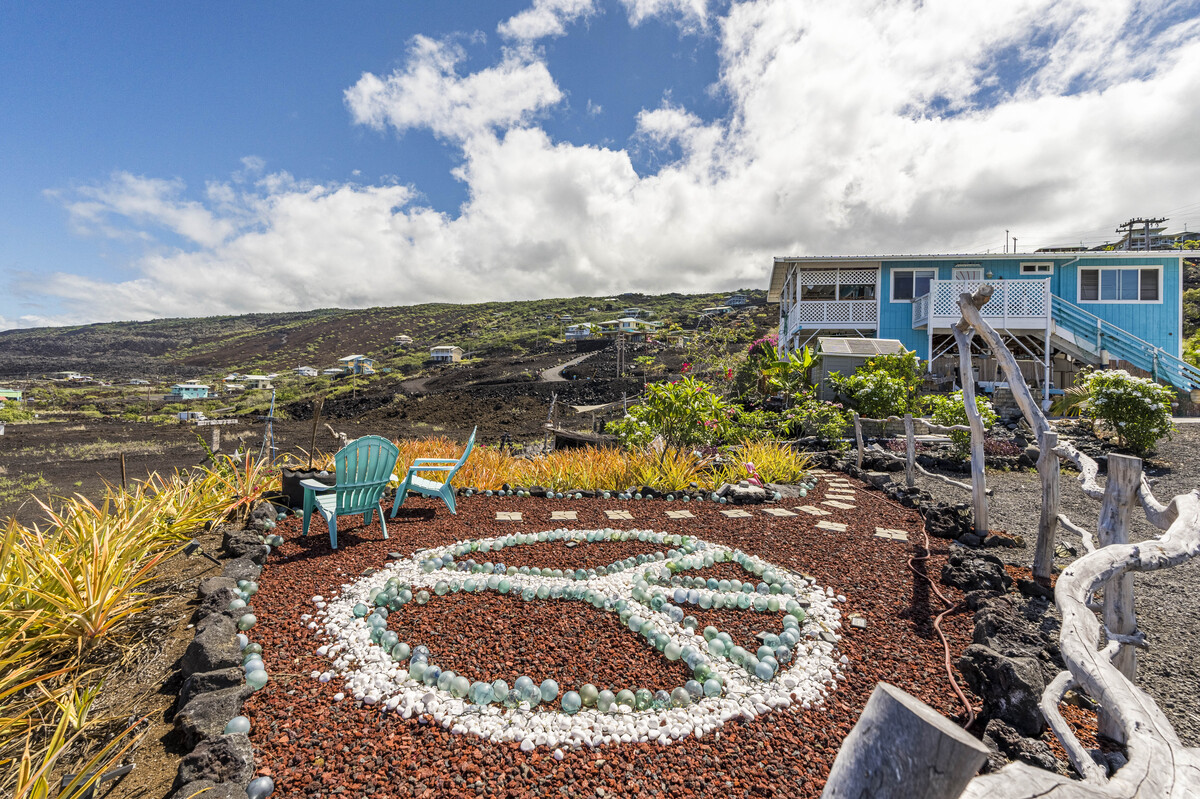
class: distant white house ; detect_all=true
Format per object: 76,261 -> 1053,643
559,314 -> 574,323
701,305 -> 737,317
243,375 -> 273,390
294,366 -> 319,378
565,323 -> 595,340
430,345 -> 464,363
224,384 -> 245,392
321,368 -> 344,377
337,355 -> 375,375
129,379 -> 150,385
222,374 -> 240,382
724,294 -> 750,307
621,307 -> 648,318
393,335 -> 413,346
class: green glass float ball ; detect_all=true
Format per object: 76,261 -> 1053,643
664,642 -> 682,661
615,689 -> 635,708
708,639 -> 726,657
561,691 -> 582,714
757,645 -> 774,661
243,643 -> 262,655
693,663 -> 712,682
228,598 -> 247,612
434,581 -> 449,596
536,585 -> 551,600
491,679 -> 509,703
243,652 -> 263,667
409,662 -> 426,682
246,669 -> 269,690
237,614 -> 257,631
498,579 -> 511,594
540,679 -> 559,702
703,626 -> 719,642
469,681 -> 494,705
518,681 -> 542,705
670,687 -> 691,707
755,661 -> 775,680
653,632 -> 669,652
703,678 -> 723,697
597,689 -> 616,712
437,670 -> 455,691
768,596 -> 781,612
736,594 -> 752,610
684,680 -> 703,701
634,688 -> 653,710
423,666 -> 441,687
352,603 -> 369,618
415,590 -> 430,605
682,615 -> 698,630
451,676 -> 470,698
391,642 -> 411,661
224,715 -> 251,734
580,684 -> 599,706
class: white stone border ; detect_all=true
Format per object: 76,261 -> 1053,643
306,529 -> 847,749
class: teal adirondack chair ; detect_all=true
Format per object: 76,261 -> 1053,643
302,435 -> 399,549
390,427 -> 476,517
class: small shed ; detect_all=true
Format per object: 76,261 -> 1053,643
812,337 -> 908,402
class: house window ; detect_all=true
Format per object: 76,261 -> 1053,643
891,269 -> 935,301
838,280 -> 876,300
1020,262 -> 1053,275
1079,267 -> 1160,302
800,283 -> 836,301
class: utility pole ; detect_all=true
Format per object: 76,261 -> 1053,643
1005,230 -> 1009,254
1012,237 -> 1018,252
1116,217 -> 1167,251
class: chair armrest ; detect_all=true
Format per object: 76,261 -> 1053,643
300,479 -> 335,492
407,464 -> 454,473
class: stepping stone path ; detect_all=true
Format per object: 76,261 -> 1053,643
720,509 -> 753,518
874,527 -> 910,542
762,508 -> 797,517
794,506 -> 830,516
605,510 -> 634,520
664,510 -> 695,519
550,510 -> 578,521
495,512 -> 523,521
815,520 -> 848,532
821,500 -> 856,510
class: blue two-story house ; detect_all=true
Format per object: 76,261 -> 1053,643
768,251 -> 1198,400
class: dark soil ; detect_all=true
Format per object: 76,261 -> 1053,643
908,421 -> 1200,746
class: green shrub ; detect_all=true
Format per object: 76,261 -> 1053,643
608,377 -> 735,448
783,399 -> 849,447
925,391 -> 998,456
827,351 -> 923,418
1081,370 -> 1175,455
0,405 -> 34,423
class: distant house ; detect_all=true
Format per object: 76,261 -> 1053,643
294,366 -> 319,378
321,368 -> 344,377
559,314 -> 574,323
337,355 -> 375,375
621,307 -> 648,318
565,323 -> 595,340
701,306 -> 737,317
168,382 -> 210,401
224,384 -> 245,392
725,294 -> 750,307
0,389 -> 22,403
48,371 -> 82,381
598,318 -> 660,342
430,345 -> 464,363
222,374 -> 240,382
129,379 -> 150,386
243,375 -> 273,390
393,335 -> 413,346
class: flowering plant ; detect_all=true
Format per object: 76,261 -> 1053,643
925,391 -> 998,456
1080,370 -> 1175,455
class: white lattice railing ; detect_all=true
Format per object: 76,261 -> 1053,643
916,278 -> 1049,329
912,293 -> 930,327
789,300 -> 877,329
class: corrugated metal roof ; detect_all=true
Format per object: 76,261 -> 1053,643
817,337 -> 906,357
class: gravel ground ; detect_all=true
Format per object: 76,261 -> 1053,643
908,423 -> 1200,746
242,480 -> 976,798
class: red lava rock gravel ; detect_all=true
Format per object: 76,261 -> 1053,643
242,476 -> 974,798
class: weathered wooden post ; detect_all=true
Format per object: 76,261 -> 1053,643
1032,430 -> 1058,581
1096,452 -> 1140,741
822,682 -> 989,799
951,324 -> 988,535
903,413 -> 916,488
853,412 -> 863,469
212,425 -> 222,453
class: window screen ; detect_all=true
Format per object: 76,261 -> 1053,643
1080,267 -> 1158,301
893,270 -> 934,301
1140,269 -> 1158,301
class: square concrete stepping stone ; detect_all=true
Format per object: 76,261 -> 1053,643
720,509 -> 753,518
761,508 -> 796,517
495,512 -> 523,521
815,520 -> 848,532
874,527 -> 910,541
550,510 -> 578,521
826,493 -> 856,501
605,509 -> 634,520
794,505 -> 830,516
821,500 -> 856,510
665,510 -> 694,519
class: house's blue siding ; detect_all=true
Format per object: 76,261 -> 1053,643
874,254 -> 1182,359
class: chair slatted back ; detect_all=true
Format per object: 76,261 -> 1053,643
444,427 -> 477,483
333,435 -> 399,515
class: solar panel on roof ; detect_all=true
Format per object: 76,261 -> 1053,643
816,337 -> 905,357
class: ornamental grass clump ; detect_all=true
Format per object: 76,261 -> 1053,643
1080,369 -> 1176,455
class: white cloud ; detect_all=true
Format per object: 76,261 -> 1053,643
24,0 -> 1200,326
344,35 -> 563,141
499,0 -> 597,41
586,99 -> 603,116
620,0 -> 709,31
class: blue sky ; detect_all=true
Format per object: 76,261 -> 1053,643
3,0 -> 1200,329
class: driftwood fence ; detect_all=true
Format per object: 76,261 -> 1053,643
822,286 -> 1200,798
